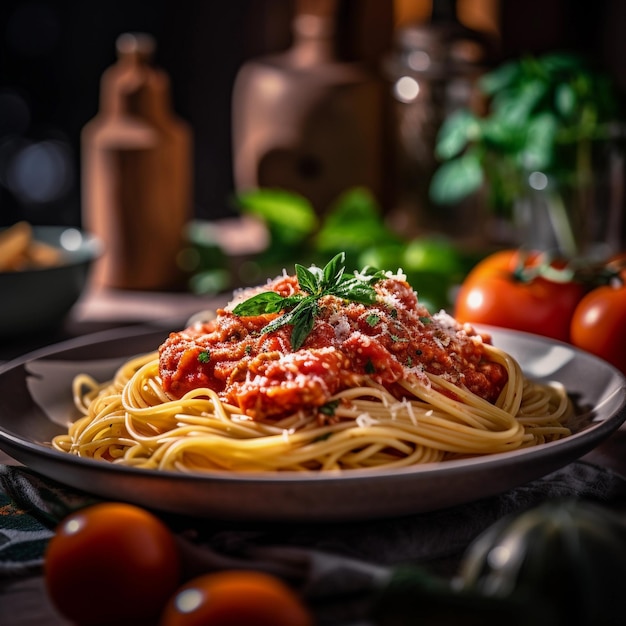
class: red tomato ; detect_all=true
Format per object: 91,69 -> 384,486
159,570 -> 314,626
570,278 -> 626,375
44,502 -> 181,626
454,249 -> 585,342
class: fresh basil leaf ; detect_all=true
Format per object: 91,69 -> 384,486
323,252 -> 346,289
295,264 -> 320,295
232,291 -> 287,316
232,255 -> 385,351
366,269 -> 388,284
261,307 -> 299,335
329,278 -> 377,304
280,295 -> 306,309
308,264 -> 324,288
289,302 -> 317,350
260,296 -> 311,335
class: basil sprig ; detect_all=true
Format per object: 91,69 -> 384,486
232,253 -> 385,350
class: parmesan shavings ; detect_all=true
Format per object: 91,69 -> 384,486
356,413 -> 378,428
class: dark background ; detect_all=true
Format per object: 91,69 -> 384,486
1,0 -> 625,228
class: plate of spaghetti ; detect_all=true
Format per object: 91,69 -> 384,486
0,254 -> 624,521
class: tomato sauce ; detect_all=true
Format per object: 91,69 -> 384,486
159,275 -> 508,419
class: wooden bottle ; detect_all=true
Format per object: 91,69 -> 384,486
232,0 -> 394,215
81,33 -> 192,290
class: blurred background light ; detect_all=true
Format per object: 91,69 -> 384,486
528,171 -> 549,191
5,139 -> 73,204
407,50 -> 430,72
394,76 -> 420,103
59,227 -> 84,251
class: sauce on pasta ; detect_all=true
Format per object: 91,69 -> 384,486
159,275 -> 507,419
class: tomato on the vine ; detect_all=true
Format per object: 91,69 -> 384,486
570,276 -> 626,375
44,502 -> 181,626
454,249 -> 586,342
159,570 -> 314,626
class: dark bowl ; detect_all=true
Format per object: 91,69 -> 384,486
0,226 -> 102,336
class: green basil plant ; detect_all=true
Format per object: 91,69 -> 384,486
430,53 -> 624,257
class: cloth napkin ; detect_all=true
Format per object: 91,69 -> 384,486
1,461 -> 625,625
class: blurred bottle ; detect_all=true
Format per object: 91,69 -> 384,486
232,0 -> 394,215
384,0 -> 493,241
81,33 -> 192,290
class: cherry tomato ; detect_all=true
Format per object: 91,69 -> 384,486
159,570 -> 314,626
570,278 -> 626,375
44,502 -> 181,626
454,249 -> 585,342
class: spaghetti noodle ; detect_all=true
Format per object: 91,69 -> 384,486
52,258 -> 572,472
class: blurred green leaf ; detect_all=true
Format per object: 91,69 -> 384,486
555,82 -> 576,117
480,117 -> 523,152
429,152 -> 484,205
189,268 -> 231,295
405,270 -> 453,313
519,113 -> 558,170
315,187 -> 400,265
479,60 -> 520,95
491,79 -> 547,127
430,52 -> 622,214
236,188 -> 318,246
540,52 -> 588,74
435,110 -> 480,160
358,244 -> 406,273
403,236 -> 463,278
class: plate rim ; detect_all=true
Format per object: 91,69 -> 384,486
0,323 -> 624,519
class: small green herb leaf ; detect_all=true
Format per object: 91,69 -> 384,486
366,314 -> 380,327
198,350 -> 211,363
390,334 -> 408,343
319,399 -> 340,417
313,432 -> 334,442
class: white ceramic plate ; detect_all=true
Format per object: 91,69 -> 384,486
0,324 -> 624,522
